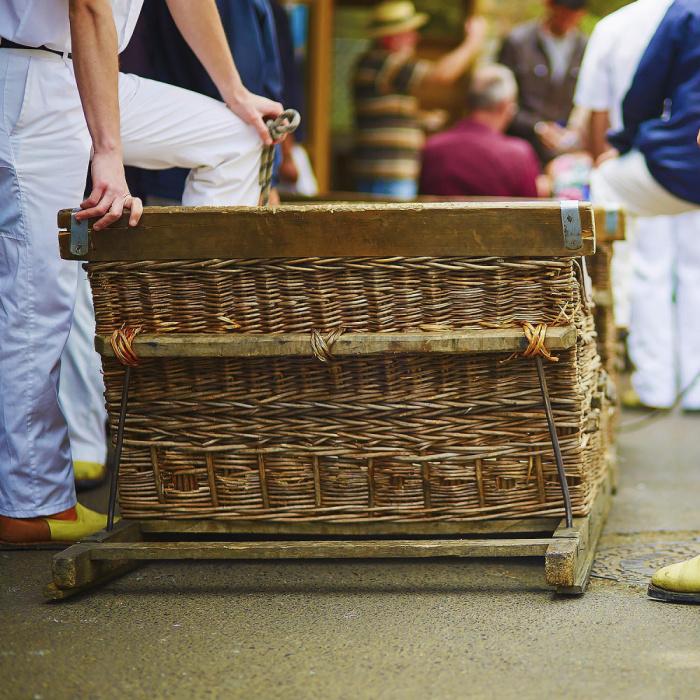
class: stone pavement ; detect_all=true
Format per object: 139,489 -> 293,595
1,408 -> 698,700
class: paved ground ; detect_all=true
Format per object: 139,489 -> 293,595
1,407 -> 698,700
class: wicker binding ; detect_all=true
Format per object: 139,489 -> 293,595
89,256 -> 611,522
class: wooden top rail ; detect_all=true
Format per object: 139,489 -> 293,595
95,326 -> 577,359
282,193 -> 626,244
58,201 -> 595,261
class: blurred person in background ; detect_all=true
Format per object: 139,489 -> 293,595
419,64 -> 544,199
573,0 -> 700,416
353,1 -> 486,199
498,0 -> 588,167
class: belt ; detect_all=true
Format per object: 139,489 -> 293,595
0,38 -> 71,59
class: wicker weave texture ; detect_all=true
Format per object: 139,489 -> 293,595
90,257 -> 580,335
89,256 -> 610,522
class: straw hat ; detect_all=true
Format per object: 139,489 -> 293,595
367,1 -> 429,38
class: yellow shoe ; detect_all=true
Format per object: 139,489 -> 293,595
620,387 -> 665,411
74,461 -> 107,491
0,503 -> 117,548
648,554 -> 700,604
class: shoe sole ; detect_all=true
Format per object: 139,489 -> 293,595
648,583 -> 700,604
75,475 -> 108,492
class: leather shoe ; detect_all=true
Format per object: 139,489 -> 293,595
0,503 -> 115,548
648,554 -> 700,604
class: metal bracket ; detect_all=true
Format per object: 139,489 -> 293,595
70,207 -> 89,257
560,200 -> 582,251
605,207 -> 619,237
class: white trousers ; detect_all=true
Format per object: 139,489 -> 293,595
0,52 -> 261,517
590,150 -> 700,329
628,212 -> 700,409
590,150 -> 698,218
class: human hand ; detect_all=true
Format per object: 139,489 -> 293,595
76,151 -> 143,231
418,108 -> 449,132
595,148 -> 619,168
227,89 -> 284,145
535,122 -> 580,154
464,16 -> 488,48
697,125 -> 700,148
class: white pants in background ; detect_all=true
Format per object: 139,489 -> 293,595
589,150 -> 700,331
628,212 -> 700,409
0,52 -> 261,517
590,150 -> 698,218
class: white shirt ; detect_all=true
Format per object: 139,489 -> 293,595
574,0 -> 675,131
539,28 -> 578,84
0,0 -> 143,54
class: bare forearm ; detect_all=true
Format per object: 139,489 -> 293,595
428,40 -> 480,85
427,17 -> 486,86
590,111 -> 611,161
165,0 -> 245,106
69,0 -> 121,156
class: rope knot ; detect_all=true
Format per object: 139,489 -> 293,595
310,327 -> 346,363
259,109 -> 301,206
500,322 -> 558,364
110,325 -> 141,367
521,322 -> 558,362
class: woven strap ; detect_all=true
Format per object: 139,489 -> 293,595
110,325 -> 141,367
259,109 -> 301,206
310,327 -> 346,363
521,322 -> 558,362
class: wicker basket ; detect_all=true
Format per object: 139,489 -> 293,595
88,254 -> 611,522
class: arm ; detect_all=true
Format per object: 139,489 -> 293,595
165,0 -> 283,144
426,16 -> 487,85
69,0 -> 142,230
589,110 -> 611,160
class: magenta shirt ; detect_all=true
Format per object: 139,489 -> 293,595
419,119 -> 541,198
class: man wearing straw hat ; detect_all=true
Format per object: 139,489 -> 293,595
353,1 -> 486,199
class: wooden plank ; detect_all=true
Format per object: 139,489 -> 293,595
544,535 -> 579,588
47,520 -> 142,594
88,538 -> 552,561
593,207 -> 626,242
94,326 -> 577,359
58,202 -> 596,261
555,470 -> 613,594
136,517 -> 561,537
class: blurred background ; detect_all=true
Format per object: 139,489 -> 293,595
283,0 -> 633,192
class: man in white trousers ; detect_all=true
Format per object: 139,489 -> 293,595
0,0 -> 282,545
576,0 -> 700,410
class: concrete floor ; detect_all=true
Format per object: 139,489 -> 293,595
1,408 -> 698,700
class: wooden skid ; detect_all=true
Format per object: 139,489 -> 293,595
44,473 -> 611,599
95,326 -> 577,359
58,202 -> 595,261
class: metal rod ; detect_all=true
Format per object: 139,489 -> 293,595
107,365 -> 132,531
534,355 -> 573,528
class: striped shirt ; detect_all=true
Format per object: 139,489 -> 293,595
353,47 -> 430,181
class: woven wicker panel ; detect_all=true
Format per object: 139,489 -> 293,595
587,243 -> 613,294
89,257 -> 580,335
89,256 -> 610,522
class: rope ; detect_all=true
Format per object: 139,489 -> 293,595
259,109 -> 301,206
110,325 -> 141,367
310,327 -> 346,363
